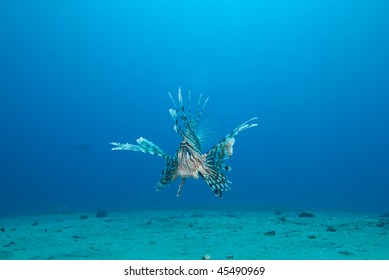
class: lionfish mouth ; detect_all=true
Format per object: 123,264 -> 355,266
111,88 -> 257,198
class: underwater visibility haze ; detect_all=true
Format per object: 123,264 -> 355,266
0,0 -> 389,216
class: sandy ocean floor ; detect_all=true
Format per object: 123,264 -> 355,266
0,210 -> 388,260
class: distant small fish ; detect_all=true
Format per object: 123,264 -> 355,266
73,144 -> 91,151
111,88 -> 257,197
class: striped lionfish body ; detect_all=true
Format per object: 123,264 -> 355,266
111,88 -> 257,198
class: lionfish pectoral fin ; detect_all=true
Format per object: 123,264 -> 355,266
111,138 -> 179,192
199,170 -> 230,198
176,178 -> 186,197
155,156 -> 178,192
110,137 -> 170,159
200,117 -> 257,197
206,117 -> 257,163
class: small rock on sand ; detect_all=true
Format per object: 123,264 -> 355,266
326,226 -> 336,232
264,230 -> 276,236
96,210 -> 108,218
299,212 -> 314,218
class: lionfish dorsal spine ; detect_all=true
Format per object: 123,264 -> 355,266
169,88 -> 209,135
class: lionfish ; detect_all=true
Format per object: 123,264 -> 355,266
111,88 -> 257,198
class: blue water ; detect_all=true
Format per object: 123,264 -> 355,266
1,0 -> 388,216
